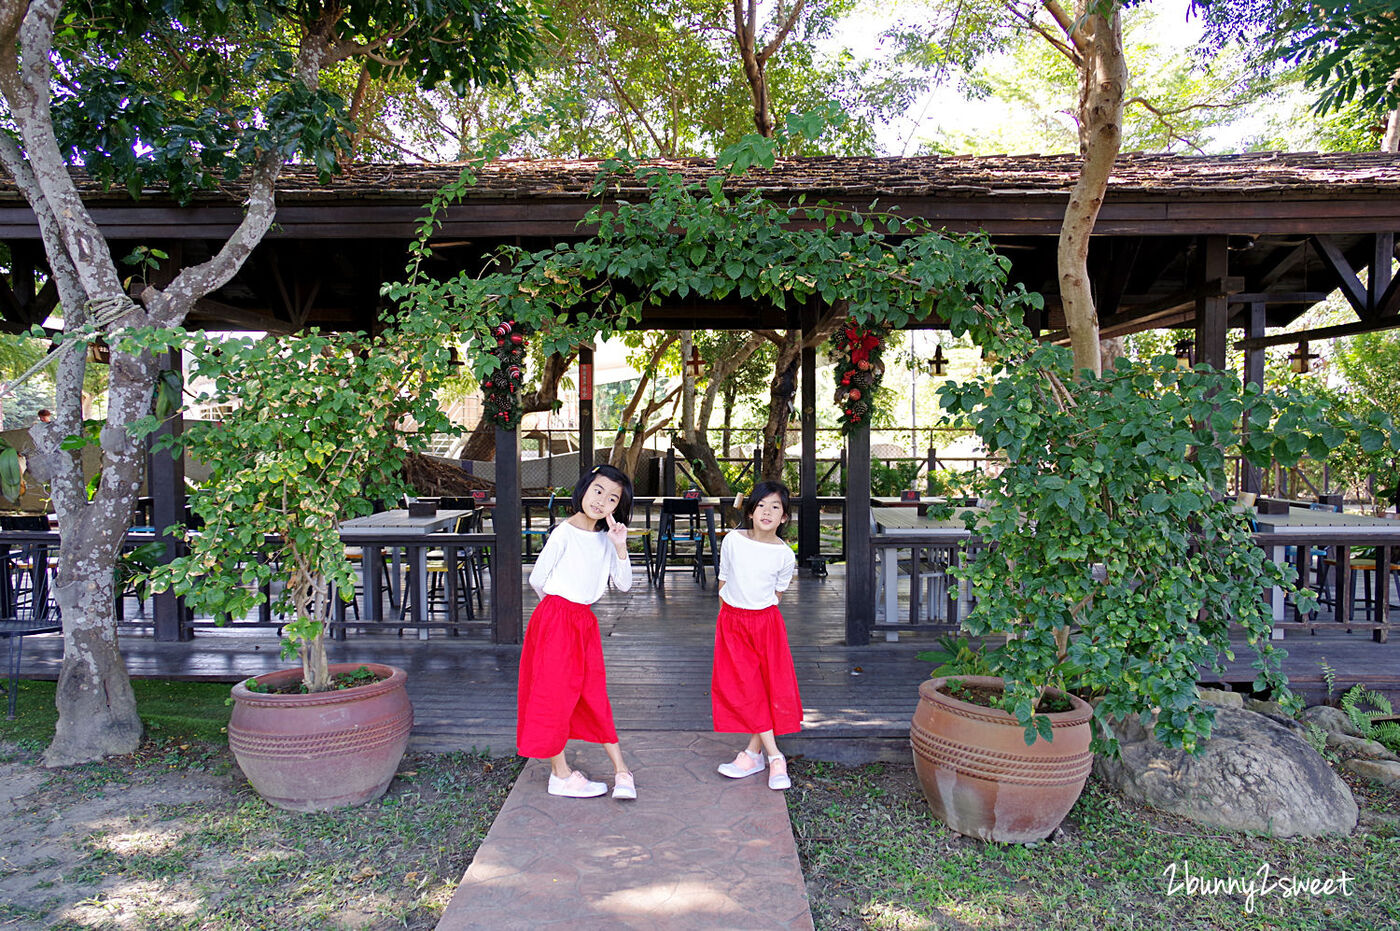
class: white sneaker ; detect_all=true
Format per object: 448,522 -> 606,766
612,771 -> 636,800
717,749 -> 766,779
768,754 -> 791,790
548,770 -> 607,798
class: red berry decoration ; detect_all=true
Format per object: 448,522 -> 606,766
510,334 -> 523,344
857,359 -> 870,371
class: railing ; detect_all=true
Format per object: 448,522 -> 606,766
867,525 -> 1398,643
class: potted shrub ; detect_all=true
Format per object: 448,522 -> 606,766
912,306 -> 1337,842
143,315 -> 455,811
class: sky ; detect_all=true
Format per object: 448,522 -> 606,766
822,0 -> 1270,156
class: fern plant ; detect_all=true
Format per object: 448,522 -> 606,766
1340,685 -> 1400,754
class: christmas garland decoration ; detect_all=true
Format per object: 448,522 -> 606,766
483,320 -> 529,429
833,318 -> 888,433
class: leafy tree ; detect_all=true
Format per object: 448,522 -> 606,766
144,317 -> 455,694
0,0 -> 542,766
413,0 -> 927,159
1193,0 -> 1400,150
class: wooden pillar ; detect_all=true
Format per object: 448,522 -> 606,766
1195,235 -> 1229,370
845,422 -> 873,645
493,427 -> 522,644
1371,233 -> 1394,312
1242,301 -> 1266,495
798,342 -> 819,566
149,346 -> 190,641
578,345 -> 594,477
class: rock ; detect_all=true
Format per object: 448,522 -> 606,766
1245,698 -> 1287,716
1196,687 -> 1244,709
1325,732 -> 1398,761
1095,707 -> 1357,837
1300,705 -> 1363,738
1360,808 -> 1400,830
1341,759 -> 1400,787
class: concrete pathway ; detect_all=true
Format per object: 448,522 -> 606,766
437,731 -> 814,930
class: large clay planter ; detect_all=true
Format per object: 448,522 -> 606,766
228,662 -> 413,812
911,675 -> 1093,843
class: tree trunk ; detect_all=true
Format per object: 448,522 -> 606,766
731,0 -> 806,139
678,331 -> 765,498
760,337 -> 802,480
1054,0 -> 1127,378
757,307 -> 843,482
0,2 -> 286,764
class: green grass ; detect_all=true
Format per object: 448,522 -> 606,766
0,679 -> 232,757
787,760 -> 1400,930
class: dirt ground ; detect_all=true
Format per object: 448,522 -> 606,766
0,741 -> 521,930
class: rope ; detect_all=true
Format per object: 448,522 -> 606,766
0,293 -> 143,401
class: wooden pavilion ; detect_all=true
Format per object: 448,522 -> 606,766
4,151 -> 1400,646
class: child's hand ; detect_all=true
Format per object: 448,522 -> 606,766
605,513 -> 629,551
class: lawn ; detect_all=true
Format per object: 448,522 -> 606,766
785,759 -> 1400,930
3,679 -> 1398,929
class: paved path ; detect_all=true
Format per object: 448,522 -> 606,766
437,731 -> 814,930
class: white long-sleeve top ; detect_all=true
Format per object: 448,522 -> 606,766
718,530 -> 797,609
529,520 -> 633,605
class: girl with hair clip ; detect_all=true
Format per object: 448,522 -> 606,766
516,464 -> 638,799
710,479 -> 802,790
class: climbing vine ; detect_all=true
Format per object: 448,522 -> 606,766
383,110 -> 1039,431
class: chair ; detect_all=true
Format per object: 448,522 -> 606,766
1319,550 -> 1400,623
652,498 -> 709,589
1,515 -> 55,623
521,492 -> 557,559
403,513 -> 486,629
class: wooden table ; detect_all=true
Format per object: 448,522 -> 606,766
340,510 -> 472,639
1253,507 -> 1400,637
871,507 -> 979,635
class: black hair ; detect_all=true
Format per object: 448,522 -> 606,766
742,479 -> 791,538
571,464 -> 634,530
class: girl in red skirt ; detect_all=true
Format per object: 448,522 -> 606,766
517,464 -> 636,799
712,479 -> 801,790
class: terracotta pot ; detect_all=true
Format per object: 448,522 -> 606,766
228,663 -> 413,812
910,675 -> 1093,843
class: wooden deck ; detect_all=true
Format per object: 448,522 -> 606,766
14,566 -> 1400,762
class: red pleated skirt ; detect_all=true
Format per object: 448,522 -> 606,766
516,595 -> 619,758
711,602 -> 803,735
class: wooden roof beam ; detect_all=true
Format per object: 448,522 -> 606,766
1309,234 -> 1369,316
1234,313 -> 1400,350
191,298 -> 296,334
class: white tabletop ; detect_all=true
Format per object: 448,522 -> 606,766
339,509 -> 472,537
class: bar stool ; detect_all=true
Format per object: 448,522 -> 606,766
1318,553 -> 1400,622
652,498 -> 708,588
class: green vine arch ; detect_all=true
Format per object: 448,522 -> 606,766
384,112 -> 1040,433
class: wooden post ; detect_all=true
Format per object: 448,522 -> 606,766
578,345 -> 594,476
148,345 -> 190,641
1195,235 -> 1229,370
1243,301 -> 1266,495
663,446 -> 676,496
845,422 -> 873,645
798,342 -> 818,566
493,426 -> 522,644
1371,233 -> 1394,313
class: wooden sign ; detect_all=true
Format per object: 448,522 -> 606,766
579,362 -> 593,400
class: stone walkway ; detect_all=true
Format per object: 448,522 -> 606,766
437,731 -> 814,930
